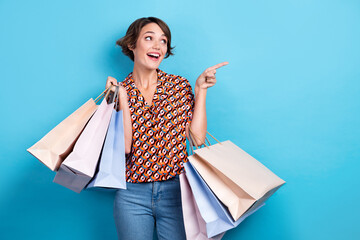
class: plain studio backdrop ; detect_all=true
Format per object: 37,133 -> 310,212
0,0 -> 359,239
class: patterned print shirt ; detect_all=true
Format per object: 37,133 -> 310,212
122,68 -> 194,183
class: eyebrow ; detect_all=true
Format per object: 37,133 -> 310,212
143,31 -> 167,37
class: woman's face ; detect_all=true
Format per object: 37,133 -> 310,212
130,23 -> 168,70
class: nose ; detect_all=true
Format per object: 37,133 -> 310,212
152,41 -> 160,50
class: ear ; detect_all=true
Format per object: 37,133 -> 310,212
128,44 -> 134,51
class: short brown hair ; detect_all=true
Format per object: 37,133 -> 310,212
116,17 -> 175,61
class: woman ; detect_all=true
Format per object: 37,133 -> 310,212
106,17 -> 228,240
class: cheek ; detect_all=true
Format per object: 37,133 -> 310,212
162,46 -> 168,57
134,41 -> 149,56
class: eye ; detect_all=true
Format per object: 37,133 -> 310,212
145,36 -> 151,40
161,39 -> 167,44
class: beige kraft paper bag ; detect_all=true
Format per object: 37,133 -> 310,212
27,88 -> 109,171
188,132 -> 285,222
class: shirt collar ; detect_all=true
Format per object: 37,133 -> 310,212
126,68 -> 167,108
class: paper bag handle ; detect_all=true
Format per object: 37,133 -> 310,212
94,85 -> 112,104
114,86 -> 120,110
188,129 -> 221,151
94,84 -> 120,105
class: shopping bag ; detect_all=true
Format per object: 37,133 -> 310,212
180,173 -> 225,240
53,88 -> 116,193
27,96 -> 100,171
87,86 -> 126,189
183,162 -> 263,238
188,131 -> 285,222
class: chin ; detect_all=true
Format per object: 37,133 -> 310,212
144,65 -> 159,71
136,58 -> 162,70
145,62 -> 161,70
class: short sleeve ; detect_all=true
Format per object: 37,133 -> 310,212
178,76 -> 194,126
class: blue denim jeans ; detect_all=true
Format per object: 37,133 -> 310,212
113,175 -> 186,240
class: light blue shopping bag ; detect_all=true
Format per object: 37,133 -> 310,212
87,86 -> 126,189
184,161 -> 264,238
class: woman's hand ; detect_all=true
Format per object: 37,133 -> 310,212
106,76 -> 118,90
195,62 -> 229,90
105,76 -> 127,99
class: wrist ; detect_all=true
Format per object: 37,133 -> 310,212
195,85 -> 207,96
118,98 -> 129,109
118,90 -> 128,99
119,94 -> 127,100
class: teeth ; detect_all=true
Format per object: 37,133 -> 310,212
148,53 -> 159,58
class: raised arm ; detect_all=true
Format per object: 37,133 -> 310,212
186,62 -> 229,146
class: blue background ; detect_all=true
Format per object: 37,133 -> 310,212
1,0 -> 359,239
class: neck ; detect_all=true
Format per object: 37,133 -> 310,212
132,64 -> 158,89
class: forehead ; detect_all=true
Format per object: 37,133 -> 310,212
140,23 -> 166,37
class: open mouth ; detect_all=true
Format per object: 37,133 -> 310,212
147,53 -> 160,60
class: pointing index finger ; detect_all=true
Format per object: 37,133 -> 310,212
208,61 -> 229,71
